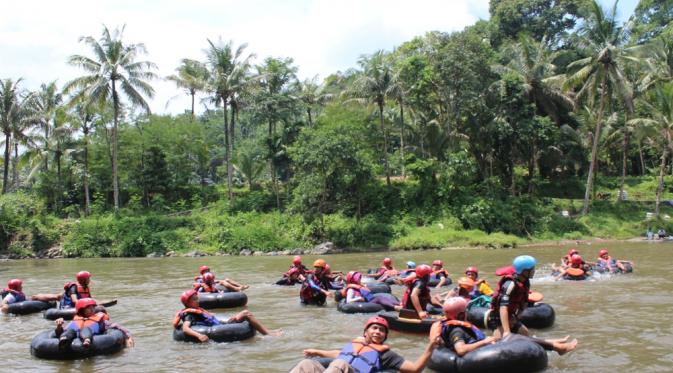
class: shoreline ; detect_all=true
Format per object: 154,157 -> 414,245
2,236 -> 662,261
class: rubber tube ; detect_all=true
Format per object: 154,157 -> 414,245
428,335 -> 548,373
427,277 -> 453,287
467,303 -> 555,330
30,329 -> 127,360
197,292 -> 248,309
378,311 -> 436,334
44,305 -> 107,321
172,321 -> 255,343
334,283 -> 391,302
337,300 -> 384,314
314,357 -> 398,373
6,300 -> 56,315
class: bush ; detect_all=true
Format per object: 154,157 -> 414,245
0,192 -> 60,254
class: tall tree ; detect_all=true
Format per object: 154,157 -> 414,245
0,79 -> 33,194
64,25 -> 157,212
629,0 -> 673,43
564,0 -> 634,214
296,75 -> 333,127
166,58 -> 209,118
204,38 -> 254,201
348,50 -> 401,186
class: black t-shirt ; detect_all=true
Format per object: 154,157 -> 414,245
445,327 -> 471,352
403,279 -> 429,309
65,284 -> 79,298
379,349 -> 405,370
182,312 -> 219,327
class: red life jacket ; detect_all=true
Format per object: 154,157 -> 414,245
432,269 -> 449,278
172,307 -> 218,328
73,312 -> 108,331
401,278 -> 430,310
64,282 -> 91,299
490,275 -> 529,316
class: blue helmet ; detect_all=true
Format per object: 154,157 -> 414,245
513,255 -> 536,274
406,261 -> 417,269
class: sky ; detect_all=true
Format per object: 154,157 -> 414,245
0,0 -> 640,115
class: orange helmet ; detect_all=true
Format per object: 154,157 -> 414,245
313,259 -> 326,268
457,277 -> 475,290
432,260 -> 443,267
199,265 -> 210,274
203,272 -> 215,283
415,264 -> 432,278
75,298 -> 97,314
292,255 -> 302,265
443,297 -> 468,320
181,289 -> 198,306
383,257 -> 392,266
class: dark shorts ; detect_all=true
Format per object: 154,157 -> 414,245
486,310 -> 523,333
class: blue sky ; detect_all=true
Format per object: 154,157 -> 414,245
0,0 -> 641,115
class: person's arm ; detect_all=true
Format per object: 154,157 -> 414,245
499,305 -> 511,336
68,286 -> 78,306
303,349 -> 340,358
54,318 -> 65,336
554,269 -> 567,281
398,336 -> 441,373
346,289 -> 364,303
453,336 -> 498,357
104,320 -> 134,347
410,288 -> 427,319
436,276 -> 446,289
1,294 -> 13,313
182,320 -> 209,342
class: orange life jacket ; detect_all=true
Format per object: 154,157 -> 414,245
64,282 -> 91,299
340,283 -> 369,298
73,312 -> 108,331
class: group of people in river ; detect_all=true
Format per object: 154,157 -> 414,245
2,246 -> 634,371
551,248 -> 633,280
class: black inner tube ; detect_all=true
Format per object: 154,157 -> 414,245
6,300 -> 56,315
197,292 -> 248,309
172,321 -> 255,343
30,329 -> 127,360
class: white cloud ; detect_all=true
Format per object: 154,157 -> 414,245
1,0 -> 488,115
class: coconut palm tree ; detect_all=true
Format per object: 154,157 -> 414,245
166,58 -> 209,118
564,0 -> 634,215
204,38 -> 254,200
628,83 -> 673,215
492,34 -> 574,125
347,50 -> 401,186
0,79 -> 35,194
64,25 -> 157,211
296,75 -> 333,127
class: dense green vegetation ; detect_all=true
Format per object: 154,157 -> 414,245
1,1 -> 673,257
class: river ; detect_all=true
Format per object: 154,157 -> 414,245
1,241 -> 672,372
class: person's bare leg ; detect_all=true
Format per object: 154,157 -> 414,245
236,310 -> 282,336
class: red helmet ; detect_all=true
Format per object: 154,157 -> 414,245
364,316 -> 389,338
75,298 -> 97,314
415,264 -> 432,278
465,266 -> 479,276
76,271 -> 91,282
346,271 -> 362,284
568,249 -> 579,256
570,254 -> 583,265
199,265 -> 210,274
432,259 -> 443,267
203,272 -> 215,283
458,277 -> 475,290
7,279 -> 22,291
180,289 -> 198,306
324,264 -> 331,273
383,257 -> 392,266
443,297 -> 468,320
599,249 -> 608,258
292,255 -> 302,265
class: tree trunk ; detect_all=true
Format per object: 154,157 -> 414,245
655,146 -> 668,216
230,101 -> 236,148
582,75 -> 608,215
224,101 -> 233,200
83,126 -> 91,215
11,141 -> 18,191
307,108 -> 313,127
2,132 -> 10,194
399,102 -> 405,178
112,80 -> 120,212
527,144 -> 536,195
638,140 -> 645,176
379,102 -> 391,186
190,91 -> 195,120
56,146 -> 62,212
619,131 -> 629,202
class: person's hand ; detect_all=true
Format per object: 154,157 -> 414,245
197,334 -> 209,343
303,349 -> 319,357
126,337 -> 135,347
418,311 -> 428,319
485,336 -> 499,344
326,291 -> 334,298
55,318 -> 64,327
502,331 -> 511,339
